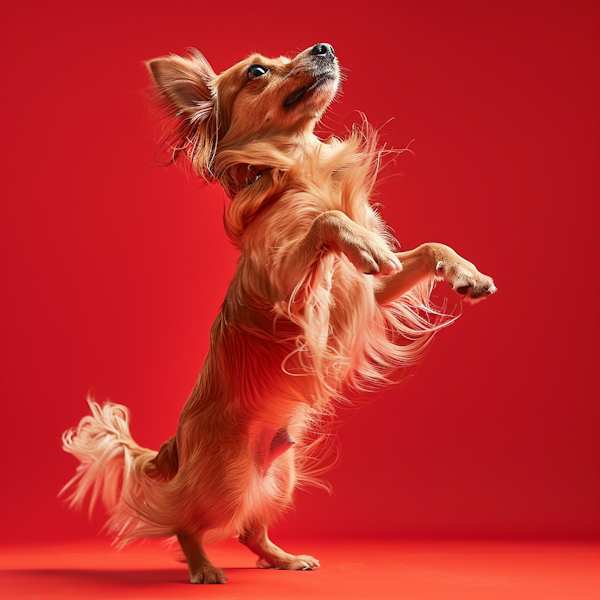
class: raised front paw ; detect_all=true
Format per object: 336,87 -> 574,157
189,565 -> 228,584
339,231 -> 402,277
257,554 -> 321,570
437,259 -> 497,304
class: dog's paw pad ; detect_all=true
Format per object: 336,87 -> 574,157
462,281 -> 498,304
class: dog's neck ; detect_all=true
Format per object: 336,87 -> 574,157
219,129 -> 323,161
218,126 -> 376,243
214,131 -> 326,197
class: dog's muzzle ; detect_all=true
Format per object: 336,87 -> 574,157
283,43 -> 338,108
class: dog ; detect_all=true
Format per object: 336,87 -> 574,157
61,43 -> 496,584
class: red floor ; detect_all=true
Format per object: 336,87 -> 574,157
1,538 -> 599,599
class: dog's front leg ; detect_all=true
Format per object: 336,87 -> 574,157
375,243 -> 496,305
292,210 -> 402,277
177,532 -> 228,584
239,522 -> 320,570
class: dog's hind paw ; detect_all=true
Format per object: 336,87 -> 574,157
256,558 -> 272,569
257,554 -> 321,570
289,555 -> 321,570
189,566 -> 228,584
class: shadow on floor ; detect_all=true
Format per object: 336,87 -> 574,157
1,567 -> 254,587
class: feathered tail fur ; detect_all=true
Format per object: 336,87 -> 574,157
60,398 -> 161,545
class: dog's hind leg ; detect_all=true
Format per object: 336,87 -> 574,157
239,521 -> 320,570
177,532 -> 228,584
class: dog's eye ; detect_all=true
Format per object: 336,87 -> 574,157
247,64 -> 269,80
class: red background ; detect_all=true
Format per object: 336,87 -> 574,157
1,0 -> 598,545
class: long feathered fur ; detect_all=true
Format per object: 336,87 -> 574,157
62,139 -> 449,540
61,44 -> 495,582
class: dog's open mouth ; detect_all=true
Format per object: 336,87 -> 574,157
284,72 -> 336,107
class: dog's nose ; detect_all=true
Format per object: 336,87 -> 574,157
310,43 -> 335,58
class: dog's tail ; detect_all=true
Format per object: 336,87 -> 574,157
60,398 -> 166,542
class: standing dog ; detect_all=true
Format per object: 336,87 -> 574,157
61,43 -> 496,584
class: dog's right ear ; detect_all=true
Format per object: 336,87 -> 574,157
146,51 -> 218,177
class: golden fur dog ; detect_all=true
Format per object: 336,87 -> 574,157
61,43 -> 496,584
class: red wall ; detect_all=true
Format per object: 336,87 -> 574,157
1,0 -> 598,543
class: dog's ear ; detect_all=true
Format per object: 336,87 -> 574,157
146,51 -> 218,177
147,52 -> 215,112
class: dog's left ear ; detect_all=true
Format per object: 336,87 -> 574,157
146,50 -> 218,176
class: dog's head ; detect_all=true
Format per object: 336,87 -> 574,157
147,44 -> 340,179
